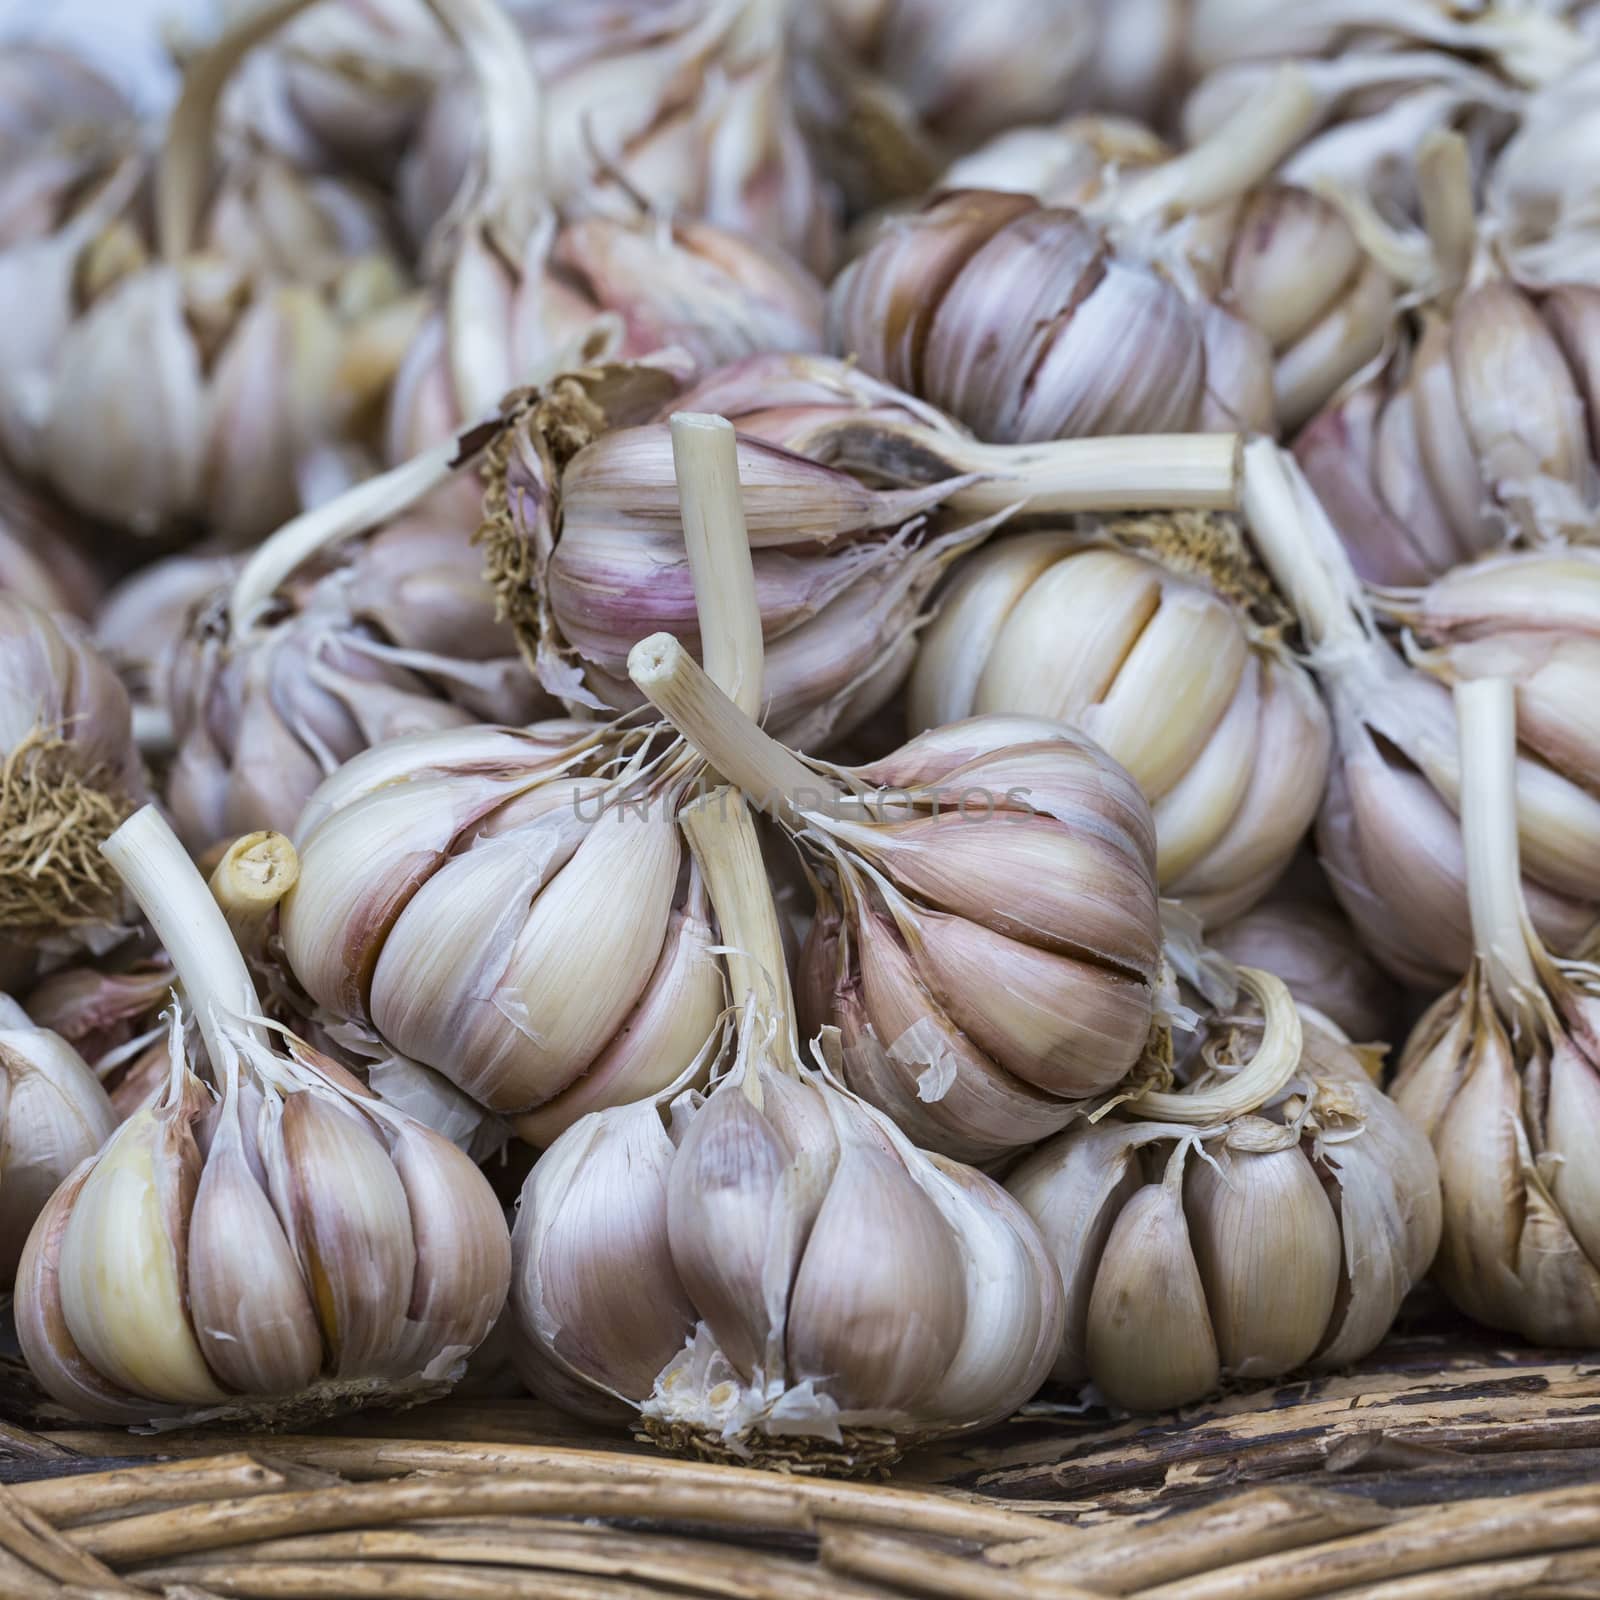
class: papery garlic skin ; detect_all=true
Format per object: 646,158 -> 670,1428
828,191 -> 1253,443
910,527 -> 1329,922
166,516 -> 549,851
1010,1001 -> 1441,1412
0,597 -> 145,989
0,995 -> 117,1282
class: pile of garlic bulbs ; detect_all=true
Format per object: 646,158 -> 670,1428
12,0 -> 1600,1467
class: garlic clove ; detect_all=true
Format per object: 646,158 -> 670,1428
973,547 -> 1162,727
1544,1034 -> 1600,1274
1273,260 -> 1391,434
56,1097 -> 226,1405
1084,1151 -> 1221,1412
1007,1123 -> 1144,1384
908,530 -> 1073,729
0,1009 -> 117,1280
511,1100 -> 695,1406
511,901 -> 723,1147
15,1163 -> 185,1424
1184,1135 -> 1342,1378
1226,185 -> 1362,350
1197,300 -> 1275,435
1410,313 -> 1497,560
387,1117 -> 513,1376
1371,387 -> 1469,579
266,1090 -> 416,1379
890,897 -> 1152,1098
666,1082 -> 793,1382
187,1117 -> 322,1396
785,1135 -> 967,1414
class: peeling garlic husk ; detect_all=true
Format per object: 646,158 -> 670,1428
1393,675 -> 1600,1344
1243,437 -> 1600,989
480,351 -> 1242,752
279,414 -> 771,1136
628,633 -> 1164,1161
0,994 -> 117,1283
166,490 -> 551,852
789,0 -> 1191,212
15,804 -> 511,1427
0,596 -> 147,991
909,519 -> 1330,923
0,4 -> 414,547
510,785 -> 1063,1469
1010,962 -> 1441,1411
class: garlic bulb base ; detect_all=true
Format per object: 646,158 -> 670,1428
634,1413 -> 904,1478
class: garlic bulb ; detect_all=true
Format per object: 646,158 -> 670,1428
398,0 -> 835,272
1011,960 -> 1440,1414
1210,893 -> 1401,1045
1242,438 -> 1600,987
0,994 -> 117,1282
15,803 -> 511,1426
1393,676 -> 1600,1344
789,0 -> 1191,211
629,635 -> 1163,1161
909,520 -> 1330,923
0,4 -> 412,546
939,98 -> 1395,432
1010,964 -> 1441,1411
0,43 -> 132,250
168,489 -> 549,851
511,785 -> 1063,1468
826,72 -> 1338,445
279,414 -> 762,1138
0,596 -> 145,991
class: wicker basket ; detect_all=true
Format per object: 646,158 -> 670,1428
4,1314 -> 1598,1599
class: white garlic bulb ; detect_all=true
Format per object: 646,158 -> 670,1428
1242,439 -> 1600,987
910,522 -> 1330,924
1394,676 -> 1600,1344
1010,965 -> 1441,1411
0,995 -> 116,1283
629,634 -> 1164,1161
512,787 -> 1063,1468
15,804 -> 510,1426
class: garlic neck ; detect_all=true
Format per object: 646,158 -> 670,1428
101,805 -> 268,1070
157,0 -> 324,263
208,830 -> 300,957
630,634 -> 835,828
680,789 -> 801,1084
1240,438 -> 1370,658
1456,677 -> 1543,1022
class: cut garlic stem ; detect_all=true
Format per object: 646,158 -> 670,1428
156,0 -> 323,262
208,830 -> 300,953
941,433 -> 1241,517
1129,967 -> 1303,1124
101,805 -> 267,1064
629,634 -> 831,826
1241,437 -> 1368,652
229,423 -> 490,640
1456,678 -> 1544,1018
680,790 -> 799,1085
1119,65 -> 1319,221
672,415 -> 765,721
